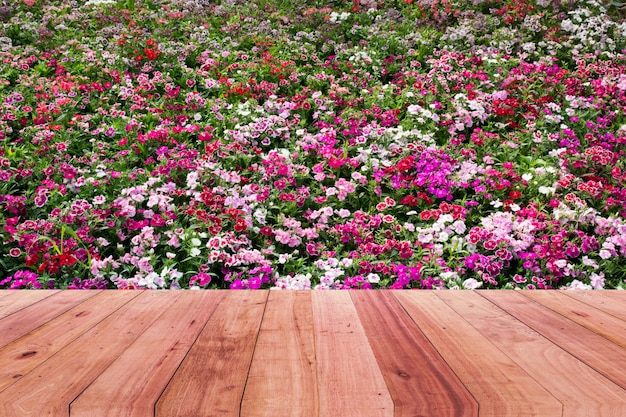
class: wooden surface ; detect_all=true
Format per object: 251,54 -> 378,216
0,290 -> 624,417
240,291 -> 318,417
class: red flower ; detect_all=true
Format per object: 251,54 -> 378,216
397,156 -> 414,171
145,48 -> 159,60
234,217 -> 247,232
509,190 -> 522,200
400,195 -> 419,206
260,226 -> 274,236
53,253 -> 77,267
25,253 -> 39,267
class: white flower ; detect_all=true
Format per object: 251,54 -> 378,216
437,231 -> 450,242
463,278 -> 483,290
554,259 -> 568,268
452,220 -> 467,235
418,233 -> 433,244
582,256 -> 599,269
565,280 -> 592,290
407,105 -> 422,115
538,186 -> 555,195
367,273 -> 380,284
84,0 -> 116,6
590,273 -> 605,289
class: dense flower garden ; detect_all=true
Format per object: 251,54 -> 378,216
1,0 -> 625,289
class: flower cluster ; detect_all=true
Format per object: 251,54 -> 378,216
0,0 -> 625,289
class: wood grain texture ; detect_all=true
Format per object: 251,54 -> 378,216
480,290 -> 626,390
0,290 -> 97,349
351,291 -> 478,417
0,290 -> 623,417
0,291 -> 177,417
311,291 -> 394,417
156,291 -> 268,417
241,291 -> 318,417
70,291 -> 226,417
0,290 -> 138,392
521,291 -> 626,348
394,291 -> 563,417
0,290 -> 58,320
561,290 -> 626,322
437,291 -> 626,417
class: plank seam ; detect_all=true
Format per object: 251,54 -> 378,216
435,292 -> 565,417
0,291 -> 100,350
390,292 -> 482,416
67,291 -> 182,417
348,293 -> 396,413
152,292 -> 228,417
0,291 -> 142,397
67,291 -> 180,417
238,291 -> 271,417
0,291 -> 58,321
478,291 -> 626,391
557,291 -> 626,323
516,292 -> 626,348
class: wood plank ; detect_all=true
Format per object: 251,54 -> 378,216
156,291 -> 268,417
351,291 -> 478,417
521,291 -> 626,348
0,290 -> 138,392
241,291 -> 318,417
437,291 -> 626,417
0,290 -> 98,348
562,291 -> 626,322
480,291 -> 626,390
0,291 -> 59,320
394,291 -> 563,417
311,291 -> 394,417
70,291 -> 226,417
0,291 -> 179,417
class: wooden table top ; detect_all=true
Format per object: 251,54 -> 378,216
0,290 -> 624,417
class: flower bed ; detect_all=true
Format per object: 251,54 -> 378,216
1,0 -> 625,289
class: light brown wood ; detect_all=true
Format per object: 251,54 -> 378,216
0,291 -> 624,416
241,291 -> 318,417
521,291 -> 626,348
481,291 -> 626,390
562,290 -> 626,322
70,291 -> 226,417
156,291 -> 268,417
0,290 -> 98,349
0,290 -> 139,392
351,291 -> 478,417
311,291 -> 394,417
437,291 -> 626,417
0,290 -> 58,320
0,291 -> 179,417
394,291 -> 563,417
